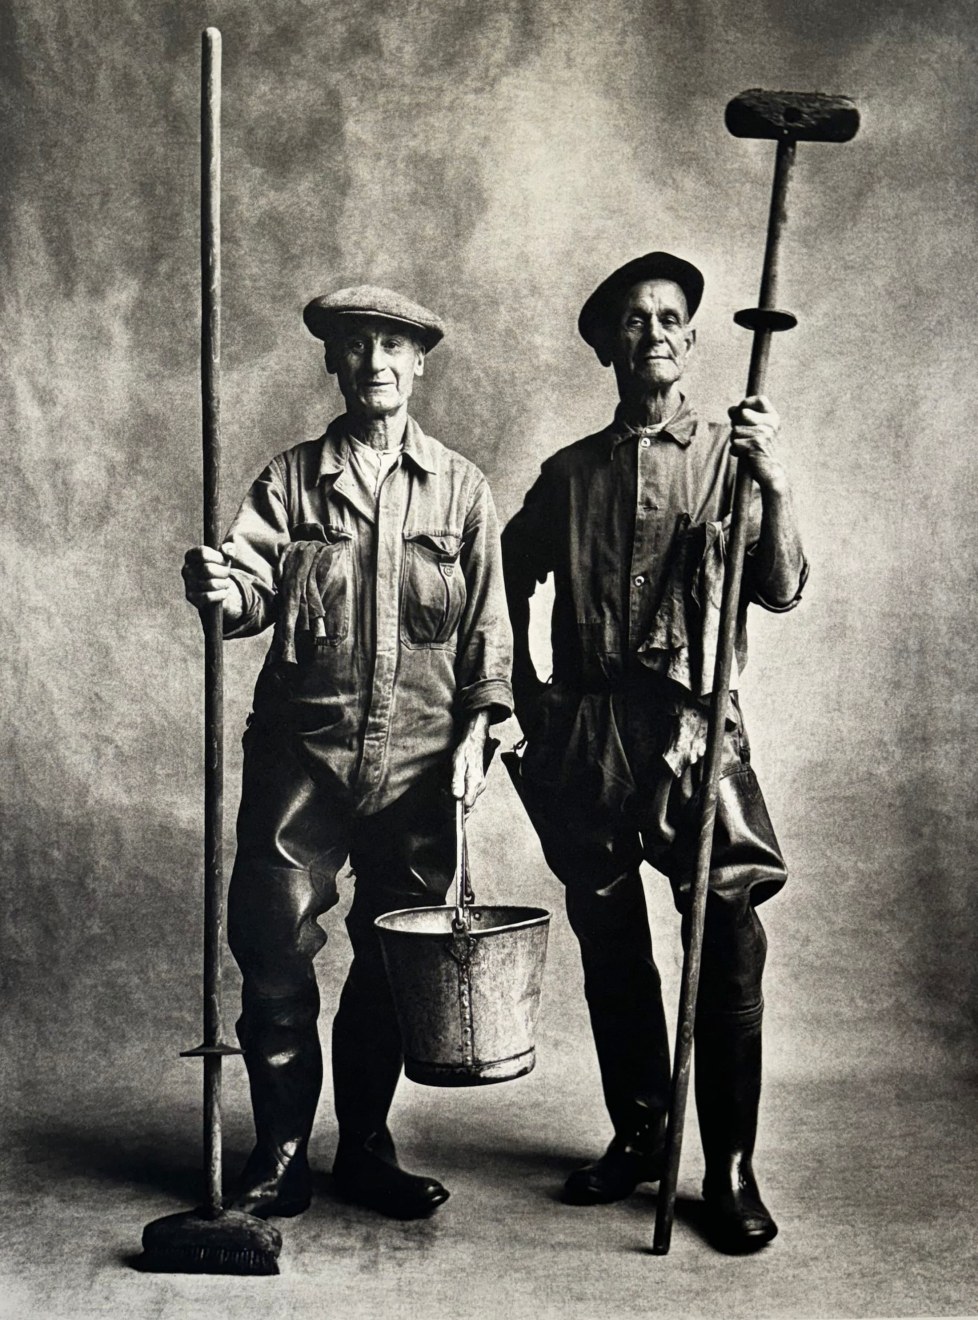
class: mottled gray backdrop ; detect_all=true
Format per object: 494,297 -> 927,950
1,0 -> 975,1291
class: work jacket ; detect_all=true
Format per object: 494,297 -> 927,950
501,399 -> 806,816
222,414 -> 513,814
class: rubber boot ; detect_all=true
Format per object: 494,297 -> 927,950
695,1004 -> 778,1253
330,950 -> 448,1219
562,875 -> 672,1205
227,990 -> 321,1219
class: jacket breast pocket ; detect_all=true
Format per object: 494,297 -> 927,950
400,531 -> 466,647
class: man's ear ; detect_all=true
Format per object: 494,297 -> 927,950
685,325 -> 697,357
323,344 -> 338,375
414,347 -> 426,378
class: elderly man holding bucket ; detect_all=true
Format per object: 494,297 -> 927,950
501,252 -> 807,1252
182,286 -> 513,1221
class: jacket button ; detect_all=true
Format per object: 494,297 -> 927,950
634,575 -> 645,587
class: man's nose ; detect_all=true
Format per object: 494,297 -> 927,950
647,316 -> 666,343
366,339 -> 386,372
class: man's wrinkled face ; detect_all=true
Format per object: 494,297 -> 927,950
327,315 -> 425,418
607,278 -> 695,393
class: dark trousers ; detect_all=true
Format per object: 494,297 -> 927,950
559,862 -> 767,1143
227,723 -> 456,1156
519,716 -> 780,1149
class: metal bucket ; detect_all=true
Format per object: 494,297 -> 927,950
375,901 -> 550,1086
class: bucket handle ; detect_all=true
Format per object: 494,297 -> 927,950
453,801 -> 475,932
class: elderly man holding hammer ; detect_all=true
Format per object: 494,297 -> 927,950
502,252 -> 807,1252
182,286 -> 513,1221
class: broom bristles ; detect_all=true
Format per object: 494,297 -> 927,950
139,1207 -> 282,1276
140,1243 -> 279,1276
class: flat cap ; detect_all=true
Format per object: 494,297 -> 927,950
578,251 -> 704,351
303,284 -> 446,351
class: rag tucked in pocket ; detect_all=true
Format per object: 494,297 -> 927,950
637,513 -> 735,699
273,525 -> 353,663
400,531 -> 466,647
636,514 -> 741,776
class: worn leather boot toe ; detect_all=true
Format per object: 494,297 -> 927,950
333,1134 -> 449,1220
227,1145 -> 313,1219
562,1135 -> 666,1206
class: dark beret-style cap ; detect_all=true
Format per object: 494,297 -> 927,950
303,285 -> 446,351
577,251 -> 705,350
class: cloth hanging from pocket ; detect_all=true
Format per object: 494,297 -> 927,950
636,514 -> 743,776
273,536 -> 338,664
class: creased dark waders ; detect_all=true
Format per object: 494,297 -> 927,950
503,718 -> 780,1224
224,730 -> 460,1222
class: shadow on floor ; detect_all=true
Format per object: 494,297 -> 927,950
8,1107 -> 578,1205
7,1109 -> 256,1206
10,1107 -> 714,1248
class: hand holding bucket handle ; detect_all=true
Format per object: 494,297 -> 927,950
453,801 -> 475,932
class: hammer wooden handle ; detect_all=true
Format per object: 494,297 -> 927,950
652,135 -> 798,1258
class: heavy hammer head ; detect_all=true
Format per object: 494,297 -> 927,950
725,88 -> 859,142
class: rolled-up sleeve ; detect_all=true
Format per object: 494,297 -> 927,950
220,457 -> 291,638
453,475 -> 514,724
746,552 -> 810,612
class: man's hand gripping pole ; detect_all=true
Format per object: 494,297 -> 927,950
651,88 -> 859,1256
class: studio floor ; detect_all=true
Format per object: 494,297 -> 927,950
3,1041 -> 976,1319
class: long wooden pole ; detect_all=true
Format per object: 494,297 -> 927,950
200,25 -> 224,1218
652,137 -> 796,1255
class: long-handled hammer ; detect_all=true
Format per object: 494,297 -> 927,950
651,88 -> 859,1256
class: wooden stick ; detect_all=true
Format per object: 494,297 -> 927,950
200,25 -> 224,1218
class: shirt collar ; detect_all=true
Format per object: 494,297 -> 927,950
317,413 -> 439,481
608,396 -> 698,451
401,415 -> 439,474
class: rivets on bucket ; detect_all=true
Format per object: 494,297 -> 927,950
459,969 -> 475,1065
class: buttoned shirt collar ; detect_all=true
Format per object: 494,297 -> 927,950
317,413 -> 439,482
608,395 -> 698,452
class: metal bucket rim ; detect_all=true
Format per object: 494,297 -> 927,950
374,904 -> 551,937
